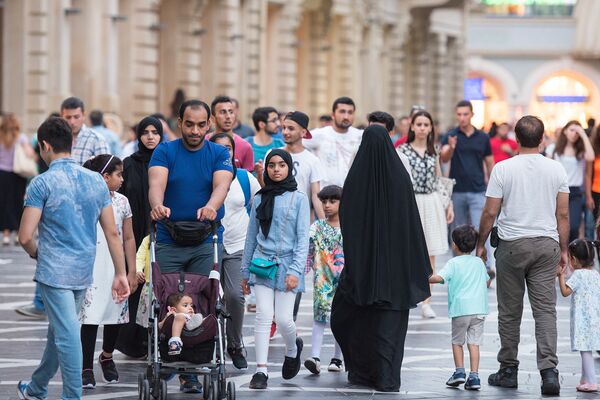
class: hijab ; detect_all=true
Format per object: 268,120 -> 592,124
337,124 -> 431,310
131,116 -> 163,163
256,149 -> 297,238
120,116 -> 163,248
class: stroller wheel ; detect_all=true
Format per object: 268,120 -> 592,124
140,379 -> 150,400
211,380 -> 219,400
227,381 -> 236,400
203,375 -> 210,400
158,379 -> 168,400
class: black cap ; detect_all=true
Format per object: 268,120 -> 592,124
287,111 -> 309,130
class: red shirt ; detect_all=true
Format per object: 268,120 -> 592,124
232,134 -> 255,171
490,137 -> 518,163
394,135 -> 408,148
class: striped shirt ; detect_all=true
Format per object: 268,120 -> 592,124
71,125 -> 110,165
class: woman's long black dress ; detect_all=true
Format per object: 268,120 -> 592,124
114,117 -> 163,357
331,124 -> 432,392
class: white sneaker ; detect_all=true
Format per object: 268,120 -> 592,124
2,236 -> 10,246
421,303 -> 436,319
328,358 -> 343,372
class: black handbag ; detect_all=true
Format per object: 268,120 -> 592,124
161,219 -> 218,246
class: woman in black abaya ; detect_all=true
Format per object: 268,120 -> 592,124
114,116 -> 163,357
331,124 -> 432,392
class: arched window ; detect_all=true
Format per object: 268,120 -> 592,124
530,73 -> 596,132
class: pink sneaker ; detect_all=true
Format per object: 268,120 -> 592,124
576,382 -> 598,392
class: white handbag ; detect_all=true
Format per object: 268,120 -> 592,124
13,143 -> 38,178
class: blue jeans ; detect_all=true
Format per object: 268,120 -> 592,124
452,191 -> 493,267
33,283 -> 45,312
452,191 -> 486,229
569,186 -> 584,242
25,283 -> 86,400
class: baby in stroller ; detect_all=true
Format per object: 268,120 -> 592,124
159,293 -> 204,355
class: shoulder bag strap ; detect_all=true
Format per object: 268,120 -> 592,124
237,169 -> 251,215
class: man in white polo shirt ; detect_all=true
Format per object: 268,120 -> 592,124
476,115 -> 569,396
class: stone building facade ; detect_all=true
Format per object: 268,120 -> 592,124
2,0 -> 467,134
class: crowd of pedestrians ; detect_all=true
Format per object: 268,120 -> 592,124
1,91 -> 600,399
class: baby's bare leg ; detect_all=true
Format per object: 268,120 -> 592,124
172,313 -> 187,339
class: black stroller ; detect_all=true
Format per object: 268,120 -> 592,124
137,224 -> 236,400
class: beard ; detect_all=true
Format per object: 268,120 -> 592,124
182,133 -> 205,148
334,119 -> 352,131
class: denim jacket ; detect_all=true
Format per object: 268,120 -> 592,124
241,190 -> 310,293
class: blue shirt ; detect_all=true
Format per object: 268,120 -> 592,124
241,191 -> 310,293
438,255 -> 489,318
441,127 -> 492,193
92,125 -> 122,156
24,157 -> 111,289
149,139 -> 233,244
245,136 -> 285,163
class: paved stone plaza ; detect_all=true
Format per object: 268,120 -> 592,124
0,244 -> 598,399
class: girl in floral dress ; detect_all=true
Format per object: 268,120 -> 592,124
558,239 -> 600,393
304,185 -> 345,375
79,155 -> 138,388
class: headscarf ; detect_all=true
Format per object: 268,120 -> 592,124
256,149 -> 297,238
132,116 -> 163,163
337,124 -> 432,310
120,115 -> 163,248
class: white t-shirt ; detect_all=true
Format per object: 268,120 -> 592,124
288,149 -> 325,198
553,153 -> 585,187
222,171 -> 261,254
304,125 -> 363,187
486,154 -> 569,242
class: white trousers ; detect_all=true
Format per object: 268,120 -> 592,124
254,285 -> 297,366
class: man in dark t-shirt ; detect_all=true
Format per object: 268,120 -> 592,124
441,100 -> 495,230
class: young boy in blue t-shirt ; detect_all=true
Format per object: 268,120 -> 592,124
429,225 -> 490,391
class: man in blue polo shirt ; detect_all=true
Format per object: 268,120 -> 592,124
441,100 -> 495,233
149,99 -> 233,274
148,99 -> 233,393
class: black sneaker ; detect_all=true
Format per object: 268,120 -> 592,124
179,375 -> 202,393
227,347 -> 248,370
98,353 -> 119,383
282,337 -> 303,380
249,372 -> 268,389
82,369 -> 96,389
540,368 -> 560,395
304,357 -> 321,375
488,366 -> 518,388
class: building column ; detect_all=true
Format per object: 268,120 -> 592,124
126,0 -> 160,122
387,19 -> 410,118
158,0 -> 205,116
3,0 -> 54,133
47,0 -> 72,113
238,0 -> 264,122
407,10 -> 430,110
431,32 -> 449,128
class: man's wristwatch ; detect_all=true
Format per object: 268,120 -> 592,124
30,250 -> 38,260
